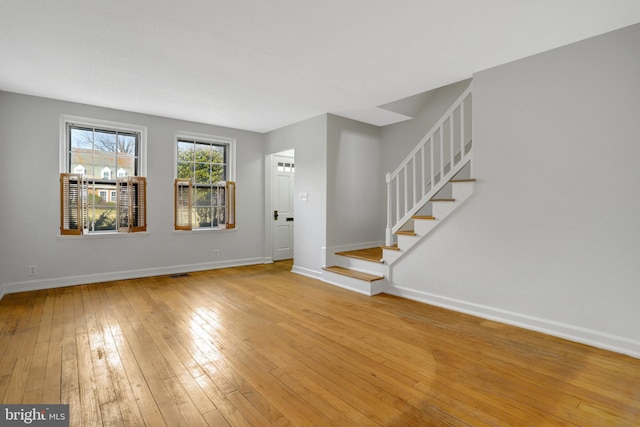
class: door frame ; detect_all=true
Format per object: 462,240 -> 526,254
264,149 -> 295,263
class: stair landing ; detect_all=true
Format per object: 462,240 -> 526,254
334,247 -> 383,263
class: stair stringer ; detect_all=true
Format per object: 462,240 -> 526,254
383,180 -> 475,266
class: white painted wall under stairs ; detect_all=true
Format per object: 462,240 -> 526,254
321,177 -> 475,295
384,179 -> 475,264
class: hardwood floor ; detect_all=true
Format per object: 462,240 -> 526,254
1,261 -> 639,426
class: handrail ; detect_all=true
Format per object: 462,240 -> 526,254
385,83 -> 472,246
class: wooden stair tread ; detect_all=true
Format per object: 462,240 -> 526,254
431,198 -> 455,202
450,178 -> 476,183
412,215 -> 435,220
323,266 -> 384,282
396,230 -> 416,236
335,247 -> 383,263
381,245 -> 400,251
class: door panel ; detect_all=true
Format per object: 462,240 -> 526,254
272,156 -> 294,260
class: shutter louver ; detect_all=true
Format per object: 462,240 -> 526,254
117,177 -> 130,232
130,177 -> 147,232
60,173 -> 84,235
117,176 -> 147,233
174,179 -> 192,230
226,181 -> 236,229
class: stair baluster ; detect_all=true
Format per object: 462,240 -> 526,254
385,83 -> 473,246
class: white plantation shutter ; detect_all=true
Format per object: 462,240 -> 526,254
117,177 -> 147,233
60,173 -> 86,235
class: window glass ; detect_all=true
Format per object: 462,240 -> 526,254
176,136 -> 231,229
67,124 -> 141,233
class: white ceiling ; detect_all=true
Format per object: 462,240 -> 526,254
1,1 -> 640,133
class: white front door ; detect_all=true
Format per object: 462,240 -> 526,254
271,155 -> 294,260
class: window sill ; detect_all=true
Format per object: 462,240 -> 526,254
57,232 -> 151,240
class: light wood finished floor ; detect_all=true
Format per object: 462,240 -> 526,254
1,261 -> 639,426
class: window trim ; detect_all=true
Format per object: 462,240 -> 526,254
59,115 -> 148,237
174,131 -> 236,231
174,131 -> 235,182
59,114 -> 147,177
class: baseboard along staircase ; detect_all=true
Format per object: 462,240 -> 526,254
322,83 -> 475,295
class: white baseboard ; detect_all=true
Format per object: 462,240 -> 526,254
388,285 -> 640,359
0,257 -> 268,299
291,265 -> 323,280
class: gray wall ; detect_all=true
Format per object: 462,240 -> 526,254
265,113 -> 385,276
265,114 -> 328,276
388,24 -> 640,356
326,114 -> 385,249
381,79 -> 471,176
0,92 -> 266,296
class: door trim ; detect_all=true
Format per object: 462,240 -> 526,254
264,149 -> 295,263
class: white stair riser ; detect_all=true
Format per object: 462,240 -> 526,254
322,271 -> 385,296
382,249 -> 401,264
397,234 -> 419,251
414,219 -> 438,235
334,256 -> 386,274
452,181 -> 475,201
431,201 -> 457,218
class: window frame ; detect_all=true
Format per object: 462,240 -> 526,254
174,131 -> 235,231
59,115 -> 147,236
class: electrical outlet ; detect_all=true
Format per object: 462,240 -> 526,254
213,250 -> 219,258
28,265 -> 38,276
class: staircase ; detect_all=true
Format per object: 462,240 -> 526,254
322,83 -> 474,295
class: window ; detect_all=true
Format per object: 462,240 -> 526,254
277,162 -> 294,172
59,116 -> 147,235
174,134 -> 235,230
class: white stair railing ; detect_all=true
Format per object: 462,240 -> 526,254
385,84 -> 473,246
